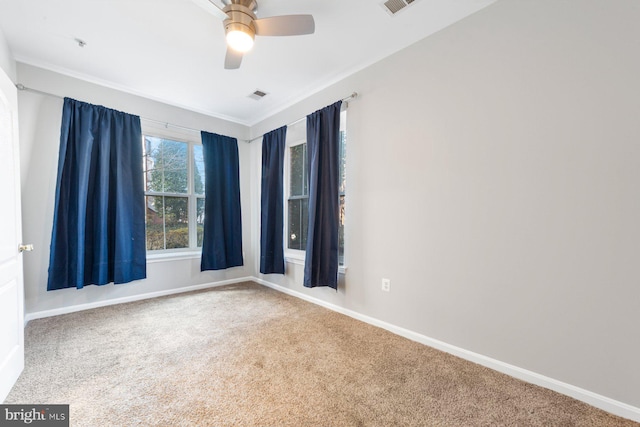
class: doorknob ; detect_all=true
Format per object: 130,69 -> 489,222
18,244 -> 34,253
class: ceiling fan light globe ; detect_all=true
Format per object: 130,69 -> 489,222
226,30 -> 254,52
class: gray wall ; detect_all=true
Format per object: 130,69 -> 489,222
252,0 -> 640,409
16,63 -> 254,315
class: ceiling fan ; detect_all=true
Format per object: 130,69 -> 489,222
192,0 -> 315,69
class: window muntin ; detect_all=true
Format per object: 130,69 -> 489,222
143,135 -> 204,252
193,144 -> 205,196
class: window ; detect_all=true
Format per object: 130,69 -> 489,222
143,135 -> 205,252
286,110 -> 347,265
287,142 -> 308,251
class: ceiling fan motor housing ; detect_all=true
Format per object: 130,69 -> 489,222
226,0 -> 257,11
223,0 -> 257,40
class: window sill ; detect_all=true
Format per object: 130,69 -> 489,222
285,255 -> 347,274
147,250 -> 201,263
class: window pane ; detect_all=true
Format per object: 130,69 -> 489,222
302,144 -> 308,196
288,198 -> 301,250
144,137 -> 188,194
338,194 -> 345,265
338,130 -> 346,265
145,195 -> 189,250
144,137 -> 162,193
290,144 -> 305,197
193,144 -> 205,196
197,198 -> 205,247
164,196 -> 189,249
339,130 -> 346,194
301,197 -> 308,248
145,196 -> 164,250
287,197 -> 309,250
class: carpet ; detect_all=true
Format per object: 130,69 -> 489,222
6,282 -> 637,426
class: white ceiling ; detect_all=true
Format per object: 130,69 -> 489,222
0,0 -> 495,126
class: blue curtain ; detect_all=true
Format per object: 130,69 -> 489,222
200,131 -> 244,271
260,126 -> 287,274
303,101 -> 342,289
47,98 -> 146,291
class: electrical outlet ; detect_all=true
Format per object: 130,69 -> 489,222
381,278 -> 391,292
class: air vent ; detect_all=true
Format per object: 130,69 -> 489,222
248,90 -> 268,101
381,0 -> 418,15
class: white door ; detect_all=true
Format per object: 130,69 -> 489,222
0,67 -> 24,402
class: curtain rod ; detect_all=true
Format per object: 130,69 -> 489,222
15,84 -> 358,138
249,92 -> 358,143
15,84 -> 203,134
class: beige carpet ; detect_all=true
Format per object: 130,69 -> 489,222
6,282 -> 637,426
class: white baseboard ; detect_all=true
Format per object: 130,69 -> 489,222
23,276 -> 254,325
254,277 -> 640,424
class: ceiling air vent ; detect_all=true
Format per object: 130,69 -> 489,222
248,90 -> 268,101
382,0 -> 418,16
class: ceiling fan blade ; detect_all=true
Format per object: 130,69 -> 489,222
191,0 -> 228,21
224,48 -> 243,69
254,15 -> 315,36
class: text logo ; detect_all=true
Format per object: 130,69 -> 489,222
0,405 -> 69,426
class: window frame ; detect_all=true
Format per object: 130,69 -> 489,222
283,109 -> 347,271
141,124 -> 204,259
